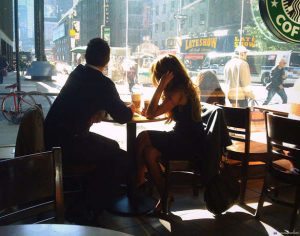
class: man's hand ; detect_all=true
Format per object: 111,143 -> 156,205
89,110 -> 107,124
128,103 -> 136,113
279,84 -> 284,90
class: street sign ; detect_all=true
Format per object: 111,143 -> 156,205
173,14 -> 187,20
101,26 -> 111,45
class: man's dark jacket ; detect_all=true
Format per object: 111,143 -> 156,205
44,64 -> 132,150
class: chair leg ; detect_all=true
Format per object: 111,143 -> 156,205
255,174 -> 269,219
289,186 -> 300,232
161,162 -> 170,214
192,172 -> 200,197
239,161 -> 249,204
273,178 -> 279,198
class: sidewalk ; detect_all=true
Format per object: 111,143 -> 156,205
0,72 -> 66,146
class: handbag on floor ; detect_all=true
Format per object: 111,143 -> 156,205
204,163 -> 239,215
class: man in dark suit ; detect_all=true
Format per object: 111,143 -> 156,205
44,38 -> 134,217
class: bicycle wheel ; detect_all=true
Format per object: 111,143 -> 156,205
26,91 -> 53,117
1,92 -> 36,124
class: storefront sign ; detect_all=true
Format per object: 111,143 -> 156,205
180,35 -> 257,53
259,0 -> 300,43
234,36 -> 256,48
184,37 -> 217,51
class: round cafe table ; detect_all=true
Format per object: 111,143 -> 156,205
103,113 -> 167,216
0,224 -> 131,236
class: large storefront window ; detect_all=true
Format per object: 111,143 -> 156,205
11,0 -> 300,105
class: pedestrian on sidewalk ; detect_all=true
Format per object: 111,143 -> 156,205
263,57 -> 288,105
0,55 -> 8,84
224,45 -> 255,107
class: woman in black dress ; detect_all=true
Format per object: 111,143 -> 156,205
135,54 -> 206,209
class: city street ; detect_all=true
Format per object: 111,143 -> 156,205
0,71 -> 296,149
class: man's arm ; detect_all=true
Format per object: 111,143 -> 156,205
105,81 -> 133,124
240,62 -> 254,98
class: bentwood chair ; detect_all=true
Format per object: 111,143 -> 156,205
255,113 -> 300,232
219,105 -> 268,204
0,147 -> 64,225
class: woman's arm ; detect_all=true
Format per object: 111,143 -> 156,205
146,72 -> 182,119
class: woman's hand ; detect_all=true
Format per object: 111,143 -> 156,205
160,71 -> 174,87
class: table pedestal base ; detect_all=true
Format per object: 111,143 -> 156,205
109,193 -> 158,216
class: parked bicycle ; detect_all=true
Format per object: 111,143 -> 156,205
1,83 -> 52,124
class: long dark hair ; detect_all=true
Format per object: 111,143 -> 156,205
150,54 -> 201,122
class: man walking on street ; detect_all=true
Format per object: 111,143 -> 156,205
224,45 -> 255,107
263,58 -> 288,105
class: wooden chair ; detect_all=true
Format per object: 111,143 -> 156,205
0,147 -> 64,225
160,104 -> 231,214
161,159 -> 201,214
12,105 -> 95,219
255,113 -> 300,232
219,105 -> 268,204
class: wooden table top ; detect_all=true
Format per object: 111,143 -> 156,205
103,113 -> 167,124
0,224 -> 132,236
254,104 -> 290,116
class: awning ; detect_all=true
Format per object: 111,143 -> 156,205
183,53 -> 205,60
70,46 -> 87,53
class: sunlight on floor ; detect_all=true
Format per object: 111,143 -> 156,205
166,204 -> 282,235
173,209 -> 215,221
246,201 -> 273,209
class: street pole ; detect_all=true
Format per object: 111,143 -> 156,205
125,0 -> 128,84
34,0 -> 46,61
14,0 -> 21,92
174,0 -> 183,55
239,0 -> 244,45
27,0 -> 54,81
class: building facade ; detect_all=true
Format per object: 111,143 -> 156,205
110,0 -> 152,50
151,0 -> 209,50
151,0 -> 253,52
0,0 -> 14,64
53,0 -> 152,64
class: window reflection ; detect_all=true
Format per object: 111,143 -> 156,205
14,0 -> 300,105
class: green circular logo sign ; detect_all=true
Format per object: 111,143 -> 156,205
259,0 -> 300,43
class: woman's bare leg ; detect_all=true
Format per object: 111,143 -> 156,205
135,131 -> 151,186
144,146 -> 164,198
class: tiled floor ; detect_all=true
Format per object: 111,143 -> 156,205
79,178 -> 299,236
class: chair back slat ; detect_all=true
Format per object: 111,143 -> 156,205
218,105 -> 251,153
266,113 -> 300,166
0,147 -> 64,225
267,113 -> 300,146
221,106 -> 251,130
